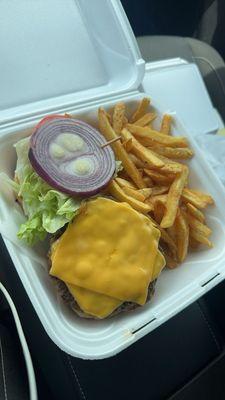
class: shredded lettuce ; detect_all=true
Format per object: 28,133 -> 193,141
3,137 -> 121,245
9,137 -> 81,245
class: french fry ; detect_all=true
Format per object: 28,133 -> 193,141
135,112 -> 156,127
148,145 -> 194,160
167,223 -> 177,244
174,210 -> 189,262
151,194 -> 167,206
186,213 -> 212,237
107,180 -> 153,213
151,186 -> 169,196
129,153 -> 164,180
131,153 -> 180,177
189,237 -> 200,250
147,215 -> 177,258
123,138 -> 133,152
123,116 -> 128,125
160,162 -> 183,175
153,201 -> 165,224
122,186 -> 146,202
144,169 -> 174,185
144,198 -> 154,209
182,188 -> 208,209
143,175 -> 154,187
160,114 -> 172,135
158,227 -> 177,259
138,188 -> 152,199
145,152 -> 184,174
106,111 -> 112,124
129,153 -> 146,169
127,124 -> 189,148
98,108 -> 145,188
161,167 -> 189,228
190,229 -> 213,248
130,98 -> 150,122
151,152 -> 185,167
164,253 -> 178,269
186,203 -> 205,223
188,189 -> 214,205
121,128 -> 165,169
112,102 -> 126,134
115,177 -> 136,189
100,99 -> 215,266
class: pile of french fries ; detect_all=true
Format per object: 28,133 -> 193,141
98,98 -> 214,269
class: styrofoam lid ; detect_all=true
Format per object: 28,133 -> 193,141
0,0 -> 145,122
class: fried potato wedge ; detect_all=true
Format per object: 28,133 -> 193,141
127,124 -> 189,148
153,201 -> 165,224
160,114 -> 172,135
175,210 -> 189,262
121,128 -> 164,169
122,138 -> 133,152
186,203 -> 205,223
151,186 -> 169,196
189,229 -> 213,248
115,177 -> 136,189
186,213 -> 212,237
164,253 -> 178,269
138,188 -> 152,199
100,99 -> 214,267
144,169 -> 174,184
135,112 -> 156,127
122,186 -> 146,202
188,189 -> 215,205
107,180 -> 153,213
161,167 -> 189,228
182,188 -> 209,209
130,97 -> 150,123
98,108 -> 145,188
149,145 -> 194,160
113,102 -> 126,134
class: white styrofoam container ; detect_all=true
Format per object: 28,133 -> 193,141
1,96 -> 225,360
142,60 -> 219,136
1,0 -> 225,360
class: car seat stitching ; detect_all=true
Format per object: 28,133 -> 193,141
0,336 -> 8,400
193,56 -> 225,99
197,302 -> 221,353
67,355 -> 87,400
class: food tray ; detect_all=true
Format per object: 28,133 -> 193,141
1,95 -> 225,359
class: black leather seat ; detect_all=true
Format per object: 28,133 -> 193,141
65,302 -> 222,400
0,319 -> 29,400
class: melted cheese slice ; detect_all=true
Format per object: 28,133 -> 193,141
66,284 -> 122,319
51,236 -> 122,318
152,250 -> 165,281
50,197 -> 163,306
66,249 -> 165,319
50,198 -> 165,318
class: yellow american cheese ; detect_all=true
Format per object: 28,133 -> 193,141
66,249 -> 165,319
50,197 -> 164,308
152,250 -> 165,281
66,284 -> 122,319
51,238 -> 122,318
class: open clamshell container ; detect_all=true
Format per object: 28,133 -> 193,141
1,0 -> 225,359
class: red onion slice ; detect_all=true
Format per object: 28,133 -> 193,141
29,116 -> 116,197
